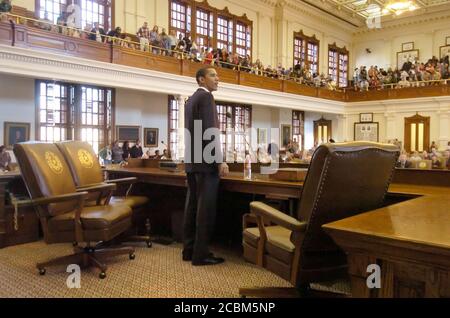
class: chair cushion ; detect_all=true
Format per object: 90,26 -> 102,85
48,204 -> 132,232
243,226 -> 294,264
110,196 -> 149,208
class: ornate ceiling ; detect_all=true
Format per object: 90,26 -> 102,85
298,0 -> 450,26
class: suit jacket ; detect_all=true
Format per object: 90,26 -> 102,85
184,88 -> 222,173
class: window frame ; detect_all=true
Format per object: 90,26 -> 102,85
35,0 -> 113,31
292,110 -> 305,152
35,80 -> 115,152
328,43 -> 349,88
168,0 -> 253,60
293,30 -> 320,75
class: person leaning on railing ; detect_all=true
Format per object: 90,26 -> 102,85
106,27 -> 122,45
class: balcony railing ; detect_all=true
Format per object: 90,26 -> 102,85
1,12 -> 450,103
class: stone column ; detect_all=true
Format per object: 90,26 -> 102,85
176,95 -> 187,161
438,106 -> 450,151
384,112 -> 397,142
337,114 -> 349,142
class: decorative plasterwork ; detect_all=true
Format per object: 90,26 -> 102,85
0,44 -> 344,114
353,11 -> 450,35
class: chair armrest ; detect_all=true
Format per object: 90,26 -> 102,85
105,177 -> 138,185
11,191 -> 89,208
250,202 -> 307,232
77,183 -> 116,193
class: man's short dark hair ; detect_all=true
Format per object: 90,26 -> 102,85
196,67 -> 215,85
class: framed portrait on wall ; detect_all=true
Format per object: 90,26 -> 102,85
4,122 -> 30,149
440,45 -> 450,60
446,36 -> 450,46
401,42 -> 414,51
116,125 -> 141,143
397,50 -> 419,69
354,122 -> 379,142
144,128 -> 159,147
281,124 -> 292,148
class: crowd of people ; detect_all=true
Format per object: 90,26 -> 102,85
395,141 -> 450,170
98,140 -> 171,165
352,55 -> 450,91
16,12 -> 340,90
4,6 -> 450,92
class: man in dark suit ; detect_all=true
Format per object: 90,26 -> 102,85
183,66 -> 229,266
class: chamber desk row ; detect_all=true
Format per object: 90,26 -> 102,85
107,166 -> 450,298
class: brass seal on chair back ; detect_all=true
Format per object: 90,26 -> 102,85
45,151 -> 64,175
77,149 -> 94,169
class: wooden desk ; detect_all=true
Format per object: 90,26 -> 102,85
323,188 -> 450,298
106,167 -> 303,200
0,172 -> 40,248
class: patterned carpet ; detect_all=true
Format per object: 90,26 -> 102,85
0,241 -> 350,298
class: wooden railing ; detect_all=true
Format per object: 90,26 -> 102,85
1,18 -> 450,103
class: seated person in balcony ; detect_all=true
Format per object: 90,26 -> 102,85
0,0 -> 12,13
107,27 -> 122,44
431,155 -> 442,169
0,146 -> 11,171
395,154 -> 412,169
396,71 -> 411,89
137,22 -> 150,51
130,140 -> 143,159
89,22 -> 106,42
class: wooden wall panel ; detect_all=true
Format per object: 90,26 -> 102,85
216,67 -> 239,85
114,47 -> 181,75
0,22 -> 13,45
239,72 -> 283,92
284,80 -> 316,97
181,60 -> 205,78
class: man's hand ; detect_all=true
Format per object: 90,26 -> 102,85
219,163 -> 229,177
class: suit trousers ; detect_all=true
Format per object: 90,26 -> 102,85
183,171 -> 220,261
